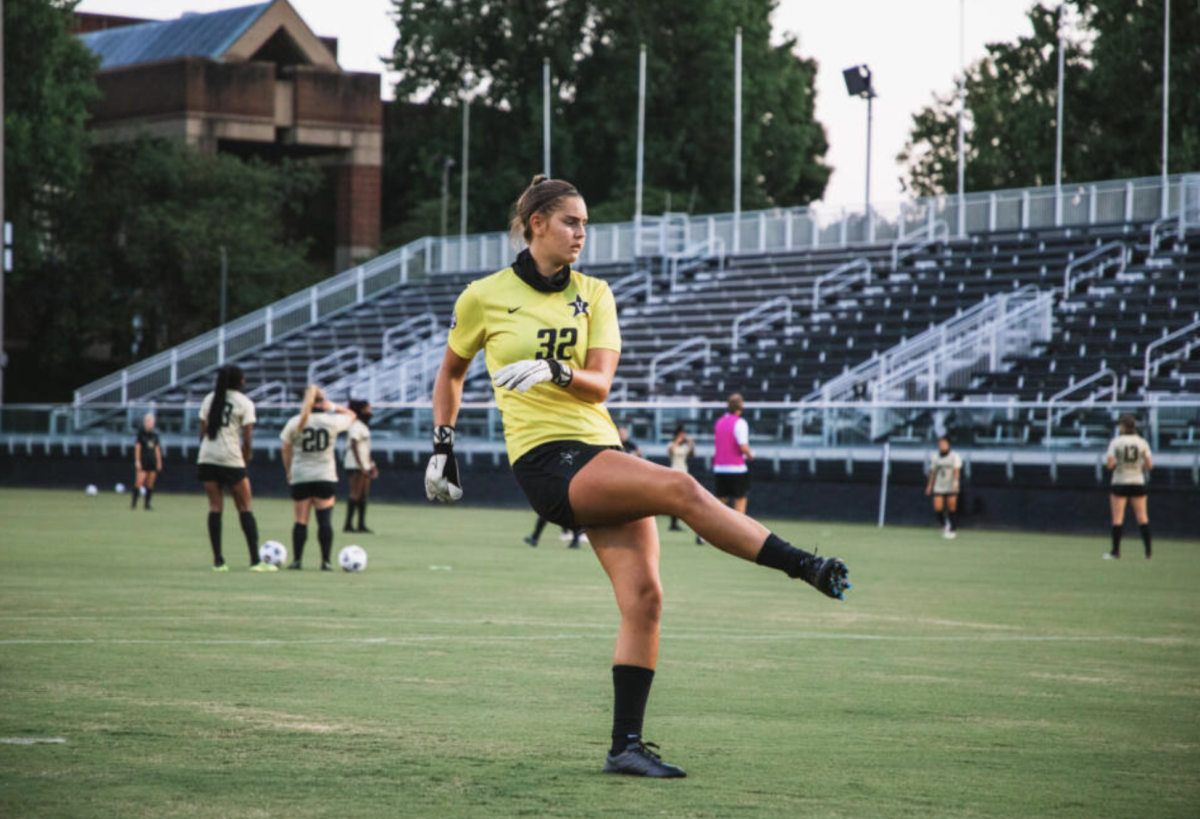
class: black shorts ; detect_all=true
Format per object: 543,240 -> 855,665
290,481 -> 337,501
197,464 -> 246,487
933,491 -> 958,498
714,472 -> 751,499
511,441 -> 619,530
1110,485 -> 1147,498
138,463 -> 159,474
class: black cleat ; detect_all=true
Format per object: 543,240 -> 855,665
524,536 -> 538,548
603,740 -> 686,778
321,561 -> 334,571
796,552 -> 852,600
288,561 -> 302,570
343,526 -> 355,534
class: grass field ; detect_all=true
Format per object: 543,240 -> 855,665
1,487 -> 1197,819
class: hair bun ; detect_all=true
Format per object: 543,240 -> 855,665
530,174 -> 549,186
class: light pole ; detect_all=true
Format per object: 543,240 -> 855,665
1161,0 -> 1171,216
843,65 -> 876,241
733,27 -> 743,252
635,44 -> 646,242
957,0 -> 966,237
440,156 -> 455,237
460,93 -> 470,269
1054,2 -> 1065,226
219,245 -> 228,325
543,57 -> 551,178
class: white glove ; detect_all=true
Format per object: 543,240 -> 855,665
492,358 -> 573,393
424,426 -> 463,503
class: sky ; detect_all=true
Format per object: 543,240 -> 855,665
75,0 -> 1037,211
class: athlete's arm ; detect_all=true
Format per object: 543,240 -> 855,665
432,347 -> 473,427
952,467 -> 961,491
1144,452 -> 1153,471
155,444 -> 162,472
281,441 -> 293,481
134,442 -> 142,469
567,348 -> 619,403
242,424 -> 254,464
350,440 -> 364,470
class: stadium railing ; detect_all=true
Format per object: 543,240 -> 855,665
72,173 -> 1200,408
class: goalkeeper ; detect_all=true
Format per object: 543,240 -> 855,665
425,174 -> 851,779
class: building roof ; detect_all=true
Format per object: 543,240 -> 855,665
79,3 -> 272,70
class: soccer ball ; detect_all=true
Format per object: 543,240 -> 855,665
259,540 -> 288,567
338,545 -> 368,573
114,483 -> 127,494
85,484 -> 99,496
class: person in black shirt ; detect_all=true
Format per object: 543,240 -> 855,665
132,413 -> 163,510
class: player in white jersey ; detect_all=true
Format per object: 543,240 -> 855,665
1103,414 -> 1154,560
925,436 -> 963,539
280,385 -> 356,570
343,399 -> 378,534
196,365 -> 273,571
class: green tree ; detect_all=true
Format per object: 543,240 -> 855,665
384,0 -> 829,239
900,0 -> 1200,196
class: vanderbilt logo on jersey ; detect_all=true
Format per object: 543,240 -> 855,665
569,294 -> 589,317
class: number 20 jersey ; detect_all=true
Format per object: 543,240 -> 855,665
280,412 -> 354,484
448,266 -> 622,464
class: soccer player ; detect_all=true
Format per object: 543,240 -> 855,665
343,399 -> 378,533
618,425 -> 642,457
197,365 -> 273,571
925,436 -> 962,539
281,385 -> 356,570
666,423 -> 698,540
424,175 -> 850,779
523,515 -> 583,548
1104,414 -> 1153,560
712,394 -> 753,514
132,413 -> 162,510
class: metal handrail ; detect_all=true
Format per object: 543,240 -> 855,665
732,296 -> 793,351
610,270 -> 654,306
1142,319 -> 1200,391
812,257 -> 871,307
1046,367 -> 1120,434
891,220 -> 949,268
383,312 -> 439,357
648,337 -> 711,394
1061,241 -> 1126,299
307,346 -> 365,386
244,380 -> 290,404
668,238 -> 725,292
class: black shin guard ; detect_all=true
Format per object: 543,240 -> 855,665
207,512 -> 223,565
754,533 -> 813,579
316,508 -> 334,563
292,522 -> 308,562
344,499 -> 357,531
1139,523 -> 1152,556
144,488 -> 153,509
936,510 -> 946,527
356,497 -> 368,530
1111,525 -> 1122,556
531,516 -> 549,540
611,665 -> 655,755
948,511 -> 958,532
131,489 -> 139,509
239,511 -> 260,564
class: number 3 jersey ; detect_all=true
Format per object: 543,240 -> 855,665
280,412 -> 355,484
1106,433 -> 1151,485
197,390 -> 257,468
448,265 -> 622,464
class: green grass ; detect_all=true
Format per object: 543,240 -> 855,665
1,487 -> 1197,819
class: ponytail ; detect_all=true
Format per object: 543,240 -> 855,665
298,384 -> 322,432
206,368 -> 229,440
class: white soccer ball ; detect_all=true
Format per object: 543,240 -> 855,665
338,545 -> 368,573
259,540 -> 288,567
114,483 -> 127,494
85,484 -> 99,496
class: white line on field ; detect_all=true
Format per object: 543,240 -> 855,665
0,633 -> 1195,646
0,737 -> 66,745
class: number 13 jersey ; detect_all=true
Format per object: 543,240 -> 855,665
1106,433 -> 1151,486
280,413 -> 354,484
448,266 -> 622,464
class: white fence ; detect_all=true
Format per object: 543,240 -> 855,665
73,173 -> 1200,408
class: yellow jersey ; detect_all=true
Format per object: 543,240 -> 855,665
448,265 -> 622,463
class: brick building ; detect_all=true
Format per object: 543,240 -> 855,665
75,0 -> 381,271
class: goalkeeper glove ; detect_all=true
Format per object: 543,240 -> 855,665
424,425 -> 463,503
492,359 -> 573,393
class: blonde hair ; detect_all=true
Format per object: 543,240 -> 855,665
298,384 -> 324,432
509,174 -> 582,245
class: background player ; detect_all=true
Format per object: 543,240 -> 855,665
665,423 -> 701,543
281,385 -> 356,570
425,175 -> 849,779
343,399 -> 378,534
132,413 -> 162,510
1104,414 -> 1153,560
925,436 -> 962,539
197,365 -> 272,571
713,394 -> 753,513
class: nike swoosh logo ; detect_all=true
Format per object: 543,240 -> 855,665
508,306 -> 521,313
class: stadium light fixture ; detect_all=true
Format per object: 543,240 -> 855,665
843,65 -> 876,241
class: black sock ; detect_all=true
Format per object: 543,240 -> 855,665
293,522 -> 308,562
669,516 -> 679,528
937,510 -> 946,527
357,497 -> 368,530
131,489 -> 139,509
611,665 -> 655,755
144,488 -> 153,508
570,528 -> 581,547
239,511 -> 260,564
1111,525 -> 1122,556
754,533 -> 814,579
948,511 -> 958,532
207,512 -> 223,565
317,508 -> 333,563
531,517 -> 548,540
344,499 -> 357,530
1139,523 -> 1152,556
